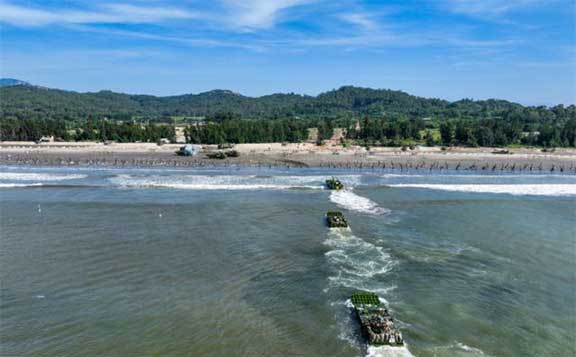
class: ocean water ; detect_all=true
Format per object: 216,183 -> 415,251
1,166 -> 575,357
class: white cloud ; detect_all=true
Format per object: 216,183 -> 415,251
0,0 -> 315,31
445,0 -> 549,17
340,13 -> 378,31
0,2 -> 202,26
219,0 -> 313,30
288,32 -> 515,49
69,24 -> 266,51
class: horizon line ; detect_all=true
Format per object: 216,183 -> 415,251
2,78 -> 574,108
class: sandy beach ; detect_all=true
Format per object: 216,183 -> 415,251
1,141 -> 575,172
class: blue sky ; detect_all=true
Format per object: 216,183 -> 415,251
0,0 -> 574,105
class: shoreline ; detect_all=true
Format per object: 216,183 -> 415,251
1,142 -> 575,173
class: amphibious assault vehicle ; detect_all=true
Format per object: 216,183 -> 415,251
325,177 -> 344,190
351,292 -> 404,346
326,211 -> 348,228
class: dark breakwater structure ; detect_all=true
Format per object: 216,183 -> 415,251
316,157 -> 576,173
1,150 -> 575,172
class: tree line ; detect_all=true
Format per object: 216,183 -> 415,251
0,118 -> 174,143
351,117 -> 576,147
1,116 -> 574,147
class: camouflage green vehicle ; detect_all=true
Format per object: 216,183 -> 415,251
325,177 -> 344,190
351,292 -> 404,346
326,211 -> 348,228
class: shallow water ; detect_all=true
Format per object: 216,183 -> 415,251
1,166 -> 575,356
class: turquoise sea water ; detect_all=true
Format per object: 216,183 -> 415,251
1,166 -> 575,356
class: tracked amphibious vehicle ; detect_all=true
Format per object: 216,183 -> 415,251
351,292 -> 404,346
325,177 -> 344,190
326,211 -> 348,228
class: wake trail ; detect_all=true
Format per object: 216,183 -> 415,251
324,228 -> 413,357
329,190 -> 390,215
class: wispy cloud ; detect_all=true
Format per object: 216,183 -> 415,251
0,2 -> 203,26
219,0 -> 314,30
340,13 -> 378,32
445,0 -> 550,17
0,0 -> 317,32
288,32 -> 517,49
69,24 -> 266,51
0,0 -> 555,55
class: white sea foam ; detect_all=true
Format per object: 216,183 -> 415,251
0,183 -> 44,188
325,229 -> 397,292
109,174 -> 330,190
0,172 -> 87,181
432,342 -> 487,356
388,184 -> 576,196
366,345 -> 415,357
455,342 -> 485,355
325,228 -> 407,355
330,190 -> 390,215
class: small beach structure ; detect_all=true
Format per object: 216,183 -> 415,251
36,136 -> 54,144
176,144 -> 202,156
351,292 -> 404,346
492,149 -> 510,154
174,126 -> 187,143
326,211 -> 348,228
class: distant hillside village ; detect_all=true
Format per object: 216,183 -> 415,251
0,83 -> 574,148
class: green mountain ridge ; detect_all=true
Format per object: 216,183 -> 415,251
3,82 -> 570,123
0,78 -> 31,87
1,81 -> 574,147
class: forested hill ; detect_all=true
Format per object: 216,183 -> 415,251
0,78 -> 30,87
1,83 -> 573,123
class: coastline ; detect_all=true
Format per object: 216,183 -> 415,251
1,142 -> 575,172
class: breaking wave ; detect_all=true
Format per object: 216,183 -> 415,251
329,190 -> 390,215
0,172 -> 87,181
0,183 -> 44,188
109,174 -> 329,190
388,184 -> 576,196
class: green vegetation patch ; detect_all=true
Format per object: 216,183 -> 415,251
351,292 -> 380,306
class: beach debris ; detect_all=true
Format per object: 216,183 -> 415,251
225,150 -> 240,158
207,151 -> 227,159
492,149 -> 511,155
